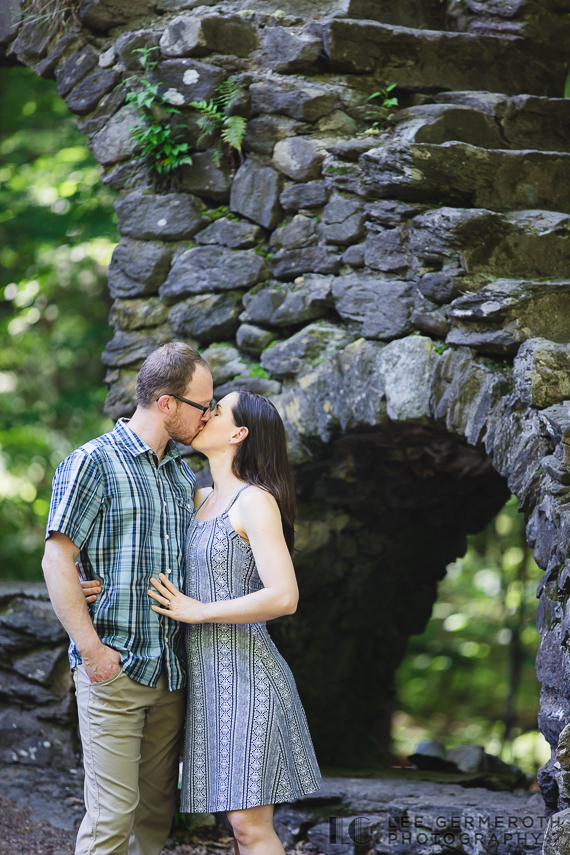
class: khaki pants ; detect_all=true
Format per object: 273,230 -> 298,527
73,663 -> 185,855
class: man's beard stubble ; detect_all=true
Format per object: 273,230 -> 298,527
164,412 -> 203,447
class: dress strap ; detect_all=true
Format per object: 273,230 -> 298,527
224,484 -> 250,513
195,489 -> 213,513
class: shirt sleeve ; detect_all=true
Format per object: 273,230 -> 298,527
46,450 -> 104,549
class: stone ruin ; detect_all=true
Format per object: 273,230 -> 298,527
2,0 -> 570,846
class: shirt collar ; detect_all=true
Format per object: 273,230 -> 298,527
113,418 -> 181,464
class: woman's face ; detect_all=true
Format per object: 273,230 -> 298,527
191,392 -> 243,455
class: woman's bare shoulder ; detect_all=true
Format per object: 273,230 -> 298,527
193,487 -> 213,509
239,484 -> 279,512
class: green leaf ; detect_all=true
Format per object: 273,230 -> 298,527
221,115 -> 246,152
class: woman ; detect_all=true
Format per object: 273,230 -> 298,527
87,390 -> 323,854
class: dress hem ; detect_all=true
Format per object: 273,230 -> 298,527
180,781 -> 324,814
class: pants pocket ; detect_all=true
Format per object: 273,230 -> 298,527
90,665 -> 124,688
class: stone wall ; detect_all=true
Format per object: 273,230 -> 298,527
3,0 -> 570,831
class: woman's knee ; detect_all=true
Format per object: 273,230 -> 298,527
226,810 -> 267,846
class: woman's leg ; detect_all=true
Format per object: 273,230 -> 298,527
225,804 -> 285,855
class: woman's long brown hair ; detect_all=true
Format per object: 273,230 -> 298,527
230,391 -> 296,554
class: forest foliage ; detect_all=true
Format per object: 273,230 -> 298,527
0,67 -> 545,775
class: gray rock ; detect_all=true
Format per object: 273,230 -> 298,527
273,137 -> 325,182
321,191 -> 364,245
179,151 -> 233,203
261,27 -> 322,74
101,159 -> 149,192
363,226 -> 408,273
332,273 -> 414,341
148,58 -> 225,106
115,192 -> 207,241
392,103 -> 505,149
412,291 -> 450,338
242,115 -> 300,157
64,67 -> 121,115
109,298 -> 170,331
342,243 -> 365,267
326,136 -> 385,162
434,90 -> 509,118
447,279 -> 570,355
159,246 -> 268,303
514,339 -> 570,409
78,0 -> 155,30
365,199 -> 425,227
90,104 -> 141,166
270,245 -> 342,281
101,325 -> 173,368
321,19 -> 564,97
236,324 -> 278,355
313,110 -> 357,137
446,744 -> 486,774
242,274 -> 333,326
230,159 -> 283,229
104,369 -> 138,420
55,45 -> 98,98
13,647 -> 67,686
168,291 -> 243,343
501,96 -> 570,154
379,337 -> 441,424
417,270 -> 465,304
280,182 -> 329,212
362,142 -> 570,215
342,0 -> 444,28
0,0 -> 22,46
200,345 -> 248,385
543,808 -> 570,855
195,217 -> 264,249
261,321 -> 355,377
214,377 -> 282,399
159,14 -> 258,58
7,16 -> 60,68
0,599 -> 67,645
116,30 -> 161,72
77,85 -> 126,138
250,80 -> 337,123
270,215 -> 319,251
107,238 -> 173,299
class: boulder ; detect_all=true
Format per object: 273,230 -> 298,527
446,279 -> 570,355
543,809 -> 570,855
242,115 -> 300,157
514,339 -> 570,409
500,96 -> 570,154
168,292 -> 243,342
363,226 -> 408,273
434,90 -> 509,118
342,0 -> 444,29
104,369 -> 139,420
241,274 -> 333,326
273,137 -> 325,182
214,377 -> 282,399
260,322 -> 355,377
195,217 -> 264,249
7,16 -> 60,68
270,245 -> 342,280
379,336 -> 441,424
412,291 -> 450,338
109,298 -> 169,331
269,216 -> 319,251
78,0 -> 155,30
365,199 -> 425,226
332,273 -> 414,340
116,30 -> 161,72
0,0 -> 22,46
90,104 -> 140,166
159,14 -> 258,58
114,192 -> 207,240
320,19 -> 564,96
262,27 -> 322,74
159,246 -> 269,303
77,85 -> 126,138
250,79 -> 337,123
361,142 -> 570,214
200,345 -> 249,385
392,103 -> 505,149
280,182 -> 329,212
321,191 -> 364,245
148,58 -> 225,106
65,67 -> 121,115
179,151 -> 233,203
107,238 -> 173,299
342,243 -> 365,267
55,46 -> 99,98
101,159 -> 149,192
236,324 -> 278,355
13,647 -> 67,686
416,270 -> 465,304
230,159 -> 283,229
101,325 -> 173,368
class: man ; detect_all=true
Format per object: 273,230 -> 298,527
42,342 -> 214,855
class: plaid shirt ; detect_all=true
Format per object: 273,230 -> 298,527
46,418 -> 195,690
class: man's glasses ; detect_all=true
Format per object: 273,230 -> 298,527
157,394 -> 216,416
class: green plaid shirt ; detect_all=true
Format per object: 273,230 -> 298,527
46,418 -> 195,690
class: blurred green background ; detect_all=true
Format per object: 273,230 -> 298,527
0,67 -> 548,777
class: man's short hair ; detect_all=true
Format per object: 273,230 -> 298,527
136,342 -> 209,408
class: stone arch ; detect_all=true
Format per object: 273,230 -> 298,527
3,0 -> 570,814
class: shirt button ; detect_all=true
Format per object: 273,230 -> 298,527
166,568 -> 172,574
187,503 -> 192,509
165,534 -> 169,540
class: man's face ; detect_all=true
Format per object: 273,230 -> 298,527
164,365 -> 214,446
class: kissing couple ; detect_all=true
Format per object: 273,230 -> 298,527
42,342 -> 322,855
